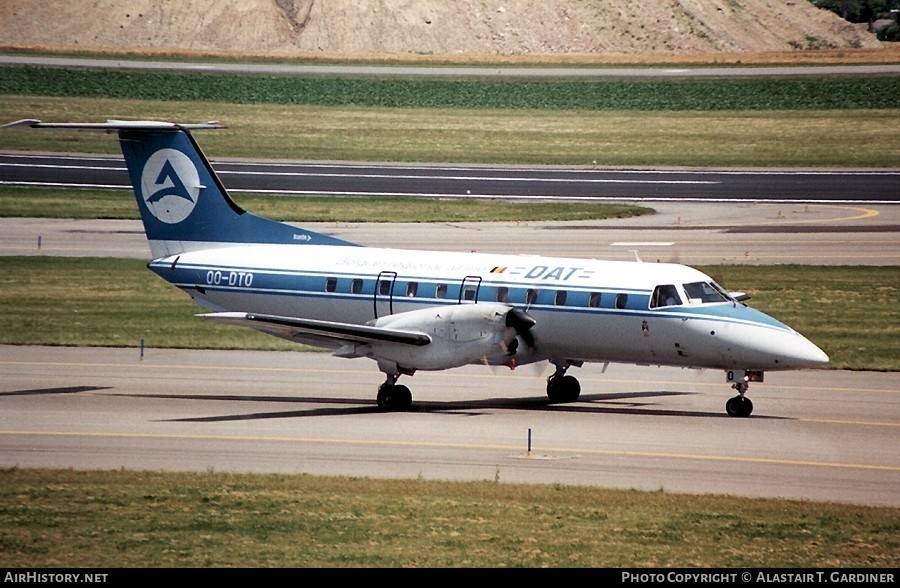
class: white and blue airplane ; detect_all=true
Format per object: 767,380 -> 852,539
6,119 -> 829,416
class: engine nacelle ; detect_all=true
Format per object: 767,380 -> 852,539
359,303 -> 534,372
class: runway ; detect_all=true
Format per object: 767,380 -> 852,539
1,345 -> 897,507
2,152 -> 899,203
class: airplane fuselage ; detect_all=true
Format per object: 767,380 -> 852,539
149,243 -> 827,374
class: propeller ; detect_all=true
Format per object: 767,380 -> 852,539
505,307 -> 536,349
481,307 -> 538,375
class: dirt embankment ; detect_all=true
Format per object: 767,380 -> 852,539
0,0 -> 894,64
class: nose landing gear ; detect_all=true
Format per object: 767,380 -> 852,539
725,369 -> 763,417
726,383 -> 753,418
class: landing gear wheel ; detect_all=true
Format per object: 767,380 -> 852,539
547,374 -> 581,403
726,395 -> 753,418
377,384 -> 412,411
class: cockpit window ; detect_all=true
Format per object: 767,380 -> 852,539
683,281 -> 731,304
650,284 -> 682,308
710,281 -> 733,300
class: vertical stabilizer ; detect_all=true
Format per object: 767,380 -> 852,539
5,119 -> 359,258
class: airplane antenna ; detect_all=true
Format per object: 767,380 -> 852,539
629,249 -> 642,263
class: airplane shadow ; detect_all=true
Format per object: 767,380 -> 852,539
96,389 -> 787,422
0,386 -> 112,396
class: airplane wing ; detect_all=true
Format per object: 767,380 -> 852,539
199,312 -> 432,348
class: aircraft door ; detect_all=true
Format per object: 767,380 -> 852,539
374,271 -> 397,318
459,276 -> 482,304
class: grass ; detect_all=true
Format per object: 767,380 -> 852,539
0,257 -> 896,370
0,187 -> 140,219
0,187 -> 653,222
2,96 -> 899,167
3,65 -> 899,110
0,257 -> 296,351
0,468 -> 896,568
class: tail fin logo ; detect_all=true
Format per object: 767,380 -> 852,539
140,148 -> 202,224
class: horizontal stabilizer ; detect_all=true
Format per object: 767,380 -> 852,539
1,119 -> 223,131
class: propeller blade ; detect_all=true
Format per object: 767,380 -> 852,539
505,307 -> 536,348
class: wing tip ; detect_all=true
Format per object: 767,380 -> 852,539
0,119 -> 42,129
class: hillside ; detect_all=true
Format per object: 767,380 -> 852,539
0,0 -> 886,62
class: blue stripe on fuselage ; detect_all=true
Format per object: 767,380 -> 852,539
654,302 -> 793,331
149,261 -> 791,333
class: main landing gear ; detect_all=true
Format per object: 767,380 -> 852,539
375,361 -> 586,411
546,362 -> 581,403
377,374 -> 413,411
725,369 -> 763,417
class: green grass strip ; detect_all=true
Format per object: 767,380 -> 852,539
0,257 -> 296,350
3,96 -> 898,167
2,65 -> 899,110
1,257 -> 896,370
0,187 -> 653,222
0,468 -> 896,567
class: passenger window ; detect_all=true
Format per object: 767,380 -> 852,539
615,293 -> 628,309
325,277 -> 337,293
555,290 -> 567,306
526,289 -> 539,306
650,284 -> 682,308
379,280 -> 392,296
351,279 -> 363,294
496,286 -> 509,303
436,283 -> 448,299
463,285 -> 477,301
406,282 -> 418,297
589,292 -> 602,308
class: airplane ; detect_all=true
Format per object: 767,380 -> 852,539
4,118 -> 829,417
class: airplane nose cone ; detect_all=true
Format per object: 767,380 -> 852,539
782,333 -> 829,368
720,305 -> 829,370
